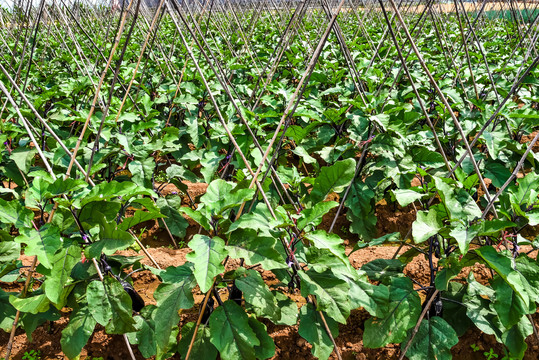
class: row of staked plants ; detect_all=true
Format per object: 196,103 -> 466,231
1,2 -> 539,359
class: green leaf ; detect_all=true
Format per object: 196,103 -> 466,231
299,268 -> 351,324
87,280 -> 112,326
186,235 -> 226,293
81,181 -> 156,207
178,322 -> 217,359
403,317 -> 458,360
201,180 -> 255,216
61,305 -> 97,359
491,276 -> 530,329
87,277 -> 136,334
502,315 -> 533,359
228,203 -> 286,235
44,244 -> 80,305
15,225 -> 61,270
10,147 -> 37,173
127,309 -> 157,358
120,209 -> 163,230
475,247 -> 530,305
235,269 -> 280,320
156,196 -> 189,238
10,292 -> 50,314
297,201 -> 338,231
344,274 -> 389,317
298,304 -> 339,360
304,230 -> 349,268
363,277 -> 421,348
345,180 -> 376,241
310,159 -> 356,204
226,229 -> 286,270
209,300 -> 260,360
412,209 -> 441,244
0,240 -> 20,264
0,289 -> 17,332
0,198 -> 33,228
362,259 -> 405,283
92,220 -> 133,256
128,157 -> 155,189
393,189 -> 425,207
449,222 -> 480,254
154,265 -> 196,353
272,291 -> 299,325
434,177 -> 481,221
248,317 -> 276,359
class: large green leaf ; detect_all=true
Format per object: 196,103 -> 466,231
434,177 -> 481,221
15,225 -> 61,269
44,244 -> 80,305
299,268 -> 351,324
345,180 -> 376,241
363,277 -> 421,348
235,268 -> 280,320
304,230 -> 349,268
449,222 -> 480,254
310,159 -> 356,204
228,203 -> 287,235
0,198 -> 34,228
412,209 -> 441,244
186,235 -> 226,293
120,209 -> 163,231
209,300 -> 260,360
475,247 -> 530,305
154,264 -> 196,354
403,317 -> 458,360
201,179 -> 255,216
80,181 -> 156,207
0,288 -> 17,332
491,277 -> 531,329
502,315 -> 533,359
90,220 -> 133,257
60,305 -> 97,359
156,196 -> 189,238
226,229 -> 287,270
127,307 -> 157,358
362,259 -> 405,283
297,201 -> 338,231
248,317 -> 276,359
178,322 -> 217,359
298,304 -> 339,360
10,292 -> 50,314
87,277 -> 136,334
129,157 -> 155,189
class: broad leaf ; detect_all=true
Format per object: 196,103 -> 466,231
299,268 -> 351,324
87,277 -> 136,334
0,198 -> 33,228
403,317 -> 458,360
298,304 -> 339,360
154,265 -> 196,353
363,277 -> 421,348
235,268 -> 280,320
156,196 -> 189,238
412,209 -> 441,244
310,159 -> 356,204
209,300 -> 260,360
60,305 -> 97,359
186,235 -> 226,293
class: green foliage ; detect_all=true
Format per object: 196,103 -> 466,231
1,7 -> 538,360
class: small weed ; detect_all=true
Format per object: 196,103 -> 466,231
470,343 -> 480,352
22,350 -> 41,360
484,348 -> 499,360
